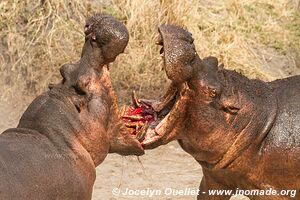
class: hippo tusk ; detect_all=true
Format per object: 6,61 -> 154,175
122,114 -> 145,121
124,121 -> 145,128
141,83 -> 192,147
136,121 -> 149,142
132,90 -> 141,108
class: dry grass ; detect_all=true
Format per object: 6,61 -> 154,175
0,0 -> 300,105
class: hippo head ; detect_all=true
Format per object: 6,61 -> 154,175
69,14 -> 144,163
59,14 -> 129,88
123,26 -> 240,150
21,14 -> 143,167
83,14 -> 129,64
126,25 -> 277,168
134,25 -> 233,150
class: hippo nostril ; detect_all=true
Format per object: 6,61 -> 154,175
160,47 -> 164,54
75,104 -> 81,113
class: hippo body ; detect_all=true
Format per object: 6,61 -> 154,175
135,25 -> 300,199
249,76 -> 300,189
0,91 -> 95,200
0,14 -> 143,200
178,72 -> 300,200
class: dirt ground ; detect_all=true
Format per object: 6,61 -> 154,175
93,142 -> 248,200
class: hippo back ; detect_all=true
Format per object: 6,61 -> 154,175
0,89 -> 95,200
267,75 -> 300,148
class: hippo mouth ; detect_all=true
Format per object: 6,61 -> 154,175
122,88 -> 188,149
122,89 -> 176,140
122,29 -> 189,148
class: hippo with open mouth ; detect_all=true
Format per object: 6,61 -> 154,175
0,14 -> 144,200
124,25 -> 300,199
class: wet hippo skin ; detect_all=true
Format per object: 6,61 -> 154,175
130,25 -> 300,200
0,14 -> 143,200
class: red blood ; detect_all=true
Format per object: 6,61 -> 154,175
122,104 -> 156,135
126,107 -> 143,115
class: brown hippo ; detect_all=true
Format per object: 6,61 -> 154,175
125,25 -> 300,199
0,14 -> 143,200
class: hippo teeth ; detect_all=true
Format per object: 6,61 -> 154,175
122,102 -> 156,141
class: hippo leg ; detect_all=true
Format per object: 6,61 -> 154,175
197,172 -> 231,200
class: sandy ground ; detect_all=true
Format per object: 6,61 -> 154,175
0,99 -> 248,200
94,142 -> 202,200
93,142 -> 248,200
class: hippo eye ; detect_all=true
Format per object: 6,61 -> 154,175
209,89 -> 217,98
223,105 -> 240,115
207,87 -> 220,98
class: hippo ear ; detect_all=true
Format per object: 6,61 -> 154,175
198,57 -> 221,98
59,63 -> 77,83
203,56 -> 224,71
202,56 -> 218,71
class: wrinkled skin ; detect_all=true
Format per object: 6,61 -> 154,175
136,25 -> 300,199
0,14 -> 143,200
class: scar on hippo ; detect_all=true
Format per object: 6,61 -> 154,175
0,14 -> 144,200
123,25 -> 300,199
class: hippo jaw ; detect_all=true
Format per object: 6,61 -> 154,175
157,25 -> 196,84
141,85 -> 191,149
123,25 -> 196,149
122,85 -> 190,149
140,26 -> 198,148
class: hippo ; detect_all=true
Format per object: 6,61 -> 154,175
0,14 -> 143,200
124,25 -> 300,199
